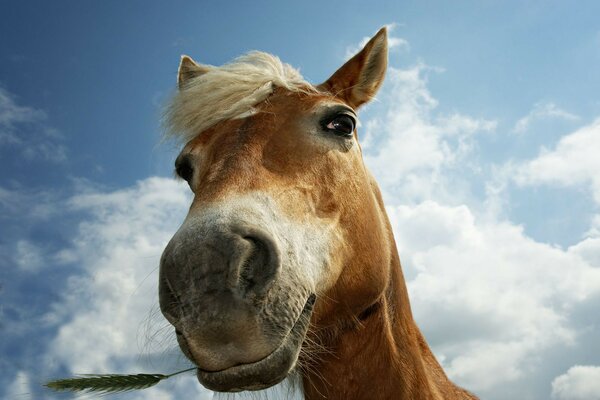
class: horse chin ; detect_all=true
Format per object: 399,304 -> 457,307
195,294 -> 316,392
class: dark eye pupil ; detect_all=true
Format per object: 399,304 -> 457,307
176,160 -> 194,182
327,115 -> 355,136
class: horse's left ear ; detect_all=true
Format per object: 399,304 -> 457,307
178,55 -> 211,89
318,27 -> 388,108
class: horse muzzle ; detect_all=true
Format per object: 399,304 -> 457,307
158,206 -> 316,391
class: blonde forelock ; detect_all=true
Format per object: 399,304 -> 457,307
163,51 -> 317,143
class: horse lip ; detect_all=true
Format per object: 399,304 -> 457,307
196,294 -> 316,392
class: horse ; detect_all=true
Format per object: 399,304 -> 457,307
159,27 -> 478,400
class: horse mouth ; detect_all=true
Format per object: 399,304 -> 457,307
193,294 -> 316,392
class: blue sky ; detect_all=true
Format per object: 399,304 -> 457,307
2,1 -> 600,399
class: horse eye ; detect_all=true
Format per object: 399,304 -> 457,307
325,114 -> 355,137
175,156 -> 194,183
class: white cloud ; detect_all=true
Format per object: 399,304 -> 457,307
515,118 -> 600,203
386,201 -> 600,392
363,62 -> 495,204
0,87 -> 46,133
551,365 -> 600,400
344,23 -> 410,59
568,237 -> 600,266
3,371 -> 32,400
0,86 -> 67,163
513,102 -> 580,134
39,177 -> 214,399
586,215 -> 600,238
0,184 -> 63,219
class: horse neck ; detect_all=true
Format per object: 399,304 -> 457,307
302,238 -> 455,400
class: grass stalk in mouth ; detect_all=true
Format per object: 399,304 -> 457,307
44,367 -> 197,394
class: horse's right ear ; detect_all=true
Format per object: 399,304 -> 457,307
318,27 -> 388,109
178,55 -> 211,89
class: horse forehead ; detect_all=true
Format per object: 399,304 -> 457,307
251,92 -> 353,141
185,91 -> 346,152
266,89 -> 347,115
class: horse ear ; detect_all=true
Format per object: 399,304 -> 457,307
178,55 -> 211,89
318,27 -> 388,108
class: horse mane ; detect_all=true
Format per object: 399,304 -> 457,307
163,51 -> 317,143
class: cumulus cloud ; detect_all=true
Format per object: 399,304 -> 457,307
36,177 -> 213,399
568,236 -> 600,266
551,365 -> 600,400
47,179 -> 190,365
515,118 -> 600,203
513,102 -> 580,134
387,201 -> 600,393
363,62 -> 496,204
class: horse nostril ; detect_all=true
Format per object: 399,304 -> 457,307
238,233 -> 280,296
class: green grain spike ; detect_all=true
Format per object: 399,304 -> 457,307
44,367 -> 196,394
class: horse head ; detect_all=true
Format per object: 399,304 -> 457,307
159,28 -> 477,400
